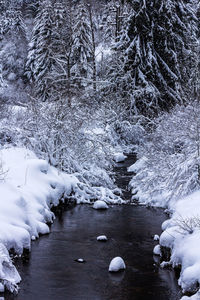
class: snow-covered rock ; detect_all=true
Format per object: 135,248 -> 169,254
97,235 -> 108,241
109,257 -> 126,272
153,245 -> 162,256
93,200 -> 108,210
153,234 -> 160,241
75,258 -> 85,263
113,153 -> 127,163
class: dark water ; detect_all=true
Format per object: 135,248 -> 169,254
4,155 -> 181,300
5,205 -> 181,300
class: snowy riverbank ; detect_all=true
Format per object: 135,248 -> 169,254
129,158 -> 200,299
160,192 -> 200,299
0,147 -> 123,292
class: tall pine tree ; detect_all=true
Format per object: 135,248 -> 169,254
106,0 -> 198,115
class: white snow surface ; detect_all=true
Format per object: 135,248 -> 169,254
93,200 -> 108,210
109,257 -> 126,272
159,191 -> 200,297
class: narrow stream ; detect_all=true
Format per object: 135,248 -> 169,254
5,156 -> 181,300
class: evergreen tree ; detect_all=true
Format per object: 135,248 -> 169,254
25,0 -> 54,101
0,6 -> 27,87
25,0 -> 76,102
106,0 -> 198,116
71,2 -> 93,88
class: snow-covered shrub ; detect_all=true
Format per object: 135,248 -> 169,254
18,99 -> 115,175
130,102 -> 200,206
175,215 -> 200,235
0,98 -> 128,195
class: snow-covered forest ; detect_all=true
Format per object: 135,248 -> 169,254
0,0 -> 199,299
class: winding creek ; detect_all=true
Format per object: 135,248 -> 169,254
5,155 -> 181,300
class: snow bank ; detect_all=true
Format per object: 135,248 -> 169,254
109,257 -> 126,272
0,147 -> 78,292
159,191 -> 200,297
0,147 -> 123,293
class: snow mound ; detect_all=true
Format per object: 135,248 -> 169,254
113,153 -> 127,163
153,245 -> 161,256
97,235 -> 108,241
93,200 -> 108,210
109,257 -> 126,272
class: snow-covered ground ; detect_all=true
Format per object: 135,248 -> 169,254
0,147 -> 123,292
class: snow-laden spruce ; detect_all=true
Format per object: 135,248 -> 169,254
0,147 -> 123,292
109,257 -> 126,272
